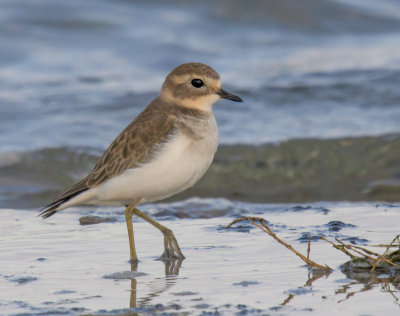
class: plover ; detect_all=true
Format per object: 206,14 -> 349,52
40,62 -> 242,261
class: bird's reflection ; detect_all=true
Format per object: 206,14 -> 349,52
129,259 -> 183,309
129,261 -> 138,309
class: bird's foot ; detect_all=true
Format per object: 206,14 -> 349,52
159,229 -> 185,261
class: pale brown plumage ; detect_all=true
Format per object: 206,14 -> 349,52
40,99 -> 208,218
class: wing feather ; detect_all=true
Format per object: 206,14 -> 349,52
40,99 -> 176,218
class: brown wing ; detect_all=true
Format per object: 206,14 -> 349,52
85,103 -> 176,187
40,99 -> 176,218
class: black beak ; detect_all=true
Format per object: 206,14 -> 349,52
217,89 -> 243,102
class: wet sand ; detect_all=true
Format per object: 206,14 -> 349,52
1,199 -> 399,315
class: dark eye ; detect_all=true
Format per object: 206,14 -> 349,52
191,79 -> 204,88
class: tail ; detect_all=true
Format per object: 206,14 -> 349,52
40,179 -> 89,218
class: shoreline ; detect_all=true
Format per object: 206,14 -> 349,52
1,134 -> 400,209
175,133 -> 400,203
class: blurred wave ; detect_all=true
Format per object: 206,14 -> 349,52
1,0 -> 400,151
212,0 -> 400,33
2,134 -> 399,209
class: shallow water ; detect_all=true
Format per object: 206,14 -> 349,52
1,199 -> 399,315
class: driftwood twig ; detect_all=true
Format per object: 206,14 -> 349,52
320,236 -> 400,271
227,217 -> 400,273
226,217 -> 331,270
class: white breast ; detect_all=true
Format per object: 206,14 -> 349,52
94,115 -> 219,205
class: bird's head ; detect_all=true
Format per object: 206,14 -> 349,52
160,62 -> 242,112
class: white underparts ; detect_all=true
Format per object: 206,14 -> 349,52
59,115 -> 219,208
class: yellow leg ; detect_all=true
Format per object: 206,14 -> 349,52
125,205 -> 138,262
126,205 -> 185,260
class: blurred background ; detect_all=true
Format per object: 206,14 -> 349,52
1,0 -> 400,208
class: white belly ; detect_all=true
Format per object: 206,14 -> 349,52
94,119 -> 218,205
